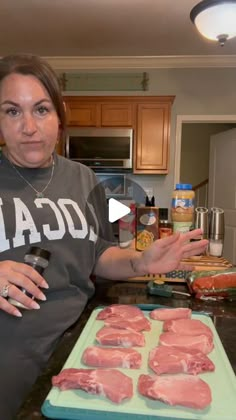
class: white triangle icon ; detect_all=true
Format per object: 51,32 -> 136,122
108,198 -> 131,223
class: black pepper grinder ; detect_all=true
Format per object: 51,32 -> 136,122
8,246 -> 51,309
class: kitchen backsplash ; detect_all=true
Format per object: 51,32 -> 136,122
96,172 -> 171,209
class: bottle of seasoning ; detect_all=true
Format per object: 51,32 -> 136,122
171,183 -> 195,233
159,208 -> 173,238
8,246 -> 51,309
136,206 -> 159,251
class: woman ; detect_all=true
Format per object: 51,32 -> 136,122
0,54 -> 207,419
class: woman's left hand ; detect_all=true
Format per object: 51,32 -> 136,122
136,228 -> 208,275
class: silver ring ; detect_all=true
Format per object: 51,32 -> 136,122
0,283 -> 11,298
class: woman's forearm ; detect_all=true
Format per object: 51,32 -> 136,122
94,246 -> 146,280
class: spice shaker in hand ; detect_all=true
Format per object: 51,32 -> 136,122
8,247 -> 51,309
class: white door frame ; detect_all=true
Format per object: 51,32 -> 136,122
174,115 -> 236,185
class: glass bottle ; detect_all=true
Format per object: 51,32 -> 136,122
8,247 -> 51,309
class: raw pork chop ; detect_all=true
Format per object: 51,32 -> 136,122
52,368 -> 133,403
97,304 -> 151,331
163,318 -> 213,339
150,307 -> 191,321
159,332 -> 214,354
103,316 -> 151,332
149,345 -> 215,375
82,346 -> 142,369
138,374 -> 212,409
96,326 -> 145,347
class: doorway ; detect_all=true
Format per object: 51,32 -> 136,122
174,115 -> 236,206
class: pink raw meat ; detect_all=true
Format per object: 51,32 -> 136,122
138,374 -> 212,409
97,304 -> 143,320
52,368 -> 133,403
97,304 -> 151,331
96,326 -> 145,347
159,332 -> 214,354
149,345 -> 215,375
150,307 -> 191,321
104,316 -> 151,332
163,318 -> 213,339
82,346 -> 141,369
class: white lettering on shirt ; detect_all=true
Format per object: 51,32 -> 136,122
13,198 -> 41,247
35,198 -> 66,240
0,197 -> 98,252
58,199 -> 88,239
0,198 -> 10,252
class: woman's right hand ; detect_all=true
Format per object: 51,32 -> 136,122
0,260 -> 49,317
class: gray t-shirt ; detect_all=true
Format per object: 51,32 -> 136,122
0,153 -> 114,418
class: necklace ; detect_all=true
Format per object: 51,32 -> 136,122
7,155 -> 55,198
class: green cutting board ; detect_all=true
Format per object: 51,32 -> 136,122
42,306 -> 236,420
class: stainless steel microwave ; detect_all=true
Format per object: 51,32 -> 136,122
65,127 -> 133,171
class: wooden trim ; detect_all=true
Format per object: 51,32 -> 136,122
45,55 -> 236,70
193,178 -> 208,191
63,95 -> 175,104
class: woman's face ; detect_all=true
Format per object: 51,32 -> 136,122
0,73 -> 60,167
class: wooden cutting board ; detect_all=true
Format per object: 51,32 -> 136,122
127,256 -> 233,282
181,255 -> 233,271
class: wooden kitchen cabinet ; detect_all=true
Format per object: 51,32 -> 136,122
63,96 -> 175,173
64,100 -> 100,126
134,100 -> 173,174
64,97 -> 133,127
101,103 -> 133,126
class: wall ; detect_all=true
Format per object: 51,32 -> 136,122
63,67 -> 236,211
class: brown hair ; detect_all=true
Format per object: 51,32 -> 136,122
0,54 -> 66,137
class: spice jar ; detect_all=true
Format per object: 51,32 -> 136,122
171,184 -> 195,233
8,247 -> 51,309
136,206 -> 159,251
158,208 -> 173,238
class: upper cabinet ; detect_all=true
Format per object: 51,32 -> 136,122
63,96 -> 175,174
101,103 -> 133,127
135,101 -> 172,174
64,98 -> 133,127
65,101 -> 99,126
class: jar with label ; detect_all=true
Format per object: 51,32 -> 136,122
159,220 -> 173,238
136,206 -> 159,251
159,208 -> 173,238
171,184 -> 195,233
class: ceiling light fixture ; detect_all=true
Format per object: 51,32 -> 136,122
190,0 -> 236,46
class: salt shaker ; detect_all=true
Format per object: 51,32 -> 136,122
8,246 -> 51,309
209,207 -> 224,257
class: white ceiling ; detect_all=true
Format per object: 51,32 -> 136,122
1,0 -> 236,68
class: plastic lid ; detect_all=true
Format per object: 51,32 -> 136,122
175,183 -> 192,190
26,246 -> 51,261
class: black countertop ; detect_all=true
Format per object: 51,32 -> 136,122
16,280 -> 236,420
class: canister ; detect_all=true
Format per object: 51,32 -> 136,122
171,183 -> 195,233
136,206 -> 159,251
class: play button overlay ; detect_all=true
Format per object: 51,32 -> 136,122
108,198 -> 130,223
85,174 -> 146,245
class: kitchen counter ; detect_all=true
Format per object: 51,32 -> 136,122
16,280 -> 236,420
